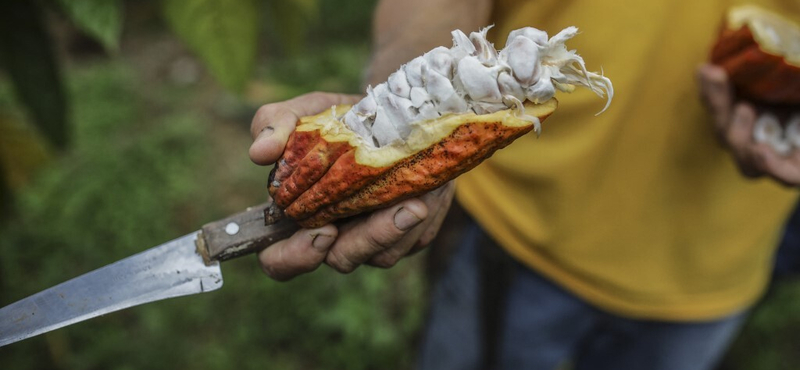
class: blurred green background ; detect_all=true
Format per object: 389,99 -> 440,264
0,1 -> 798,369
0,1 -> 426,369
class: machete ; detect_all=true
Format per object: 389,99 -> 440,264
0,202 -> 299,347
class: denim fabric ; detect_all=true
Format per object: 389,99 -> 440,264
774,202 -> 800,279
417,224 -> 484,370
417,221 -> 748,370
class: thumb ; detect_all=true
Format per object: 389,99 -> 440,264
697,64 -> 733,129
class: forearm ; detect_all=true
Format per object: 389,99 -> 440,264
366,0 -> 493,85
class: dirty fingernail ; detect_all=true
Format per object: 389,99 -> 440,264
311,233 -> 334,251
257,126 -> 275,140
394,207 -> 423,231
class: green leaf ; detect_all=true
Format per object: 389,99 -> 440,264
267,0 -> 319,56
0,0 -> 69,149
162,0 -> 259,92
56,0 -> 123,52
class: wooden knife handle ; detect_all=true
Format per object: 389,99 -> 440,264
196,202 -> 299,263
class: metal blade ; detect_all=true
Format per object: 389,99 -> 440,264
0,232 -> 223,347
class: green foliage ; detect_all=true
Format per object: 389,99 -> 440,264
0,1 -> 428,368
162,0 -> 259,93
0,0 -> 377,161
265,0 -> 320,57
56,0 -> 123,52
0,49 -> 424,369
261,0 -> 377,57
0,63 -> 204,296
263,43 -> 371,96
0,111 -> 52,216
315,0 -> 377,44
0,0 -> 68,149
719,279 -> 800,370
0,162 -> 9,217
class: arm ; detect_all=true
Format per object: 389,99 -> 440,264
367,0 -> 492,84
249,0 -> 492,280
697,64 -> 800,186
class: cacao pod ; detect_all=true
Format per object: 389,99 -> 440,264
710,5 -> 800,104
268,26 -> 613,228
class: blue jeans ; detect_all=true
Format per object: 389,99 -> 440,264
773,201 -> 800,279
417,222 -> 748,370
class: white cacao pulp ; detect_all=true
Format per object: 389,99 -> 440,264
754,113 -> 800,155
340,26 -> 614,148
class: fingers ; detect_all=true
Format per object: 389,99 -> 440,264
725,103 -> 757,148
720,104 -> 800,185
724,103 -> 763,177
260,182 -> 457,280
258,196 -> 438,280
325,200 -> 428,273
757,148 -> 800,186
258,224 -> 338,281
249,105 -> 299,165
697,64 -> 733,131
367,182 -> 457,265
410,182 -> 456,250
249,92 -> 362,165
697,64 -> 767,179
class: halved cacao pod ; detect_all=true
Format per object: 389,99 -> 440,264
269,99 -> 557,228
266,26 -> 612,228
710,5 -> 800,104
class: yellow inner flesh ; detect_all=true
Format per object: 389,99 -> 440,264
728,5 -> 800,66
296,98 -> 558,168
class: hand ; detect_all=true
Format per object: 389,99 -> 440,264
697,64 -> 800,186
249,92 -> 456,281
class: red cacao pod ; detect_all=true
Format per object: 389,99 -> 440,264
710,5 -> 800,104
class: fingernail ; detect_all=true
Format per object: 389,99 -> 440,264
394,207 -> 423,231
257,126 -> 275,140
311,233 -> 334,251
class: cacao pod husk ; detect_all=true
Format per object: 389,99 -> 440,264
711,5 -> 800,104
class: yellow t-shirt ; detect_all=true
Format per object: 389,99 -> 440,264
456,0 -> 800,321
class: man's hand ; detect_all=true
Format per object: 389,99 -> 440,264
249,92 -> 456,281
697,64 -> 800,186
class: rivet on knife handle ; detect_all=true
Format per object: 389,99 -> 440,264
197,202 -> 300,264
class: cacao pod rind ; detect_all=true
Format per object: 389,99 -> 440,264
272,137 -> 351,208
710,26 -> 758,63
710,7 -> 800,104
713,31 -> 800,104
285,150 -> 390,220
268,130 -> 320,196
297,109 -> 554,228
268,99 -> 557,228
